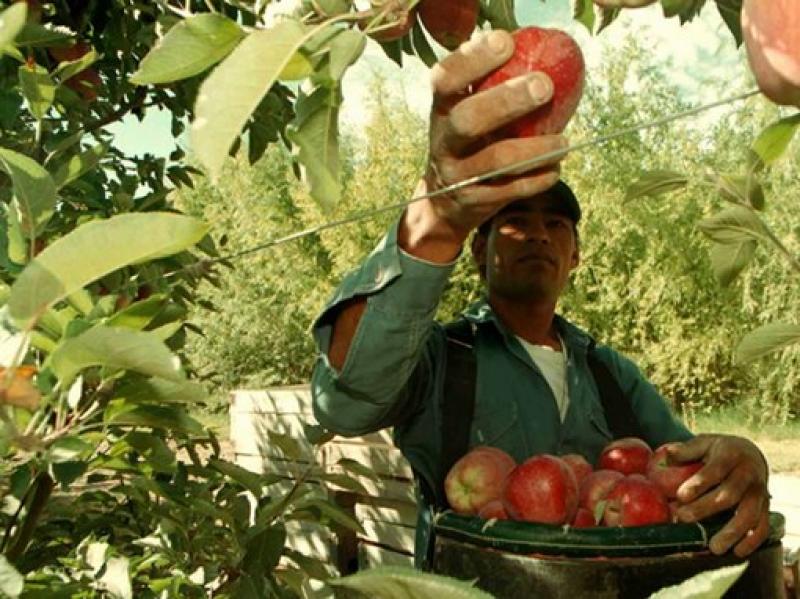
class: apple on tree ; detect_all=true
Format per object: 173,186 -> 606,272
444,446 -> 516,515
418,0 -> 478,51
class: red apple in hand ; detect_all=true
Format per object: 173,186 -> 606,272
598,437 -> 653,476
603,475 -> 670,527
445,446 -> 516,515
561,453 -> 593,487
578,469 -> 624,514
477,499 -> 509,520
646,444 -> 703,500
475,27 -> 585,138
503,454 -> 578,525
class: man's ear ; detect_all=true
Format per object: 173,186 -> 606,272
570,243 -> 580,270
471,232 -> 488,277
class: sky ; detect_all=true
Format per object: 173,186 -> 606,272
109,1 -> 751,159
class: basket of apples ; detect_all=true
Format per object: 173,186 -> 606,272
432,439 -> 785,598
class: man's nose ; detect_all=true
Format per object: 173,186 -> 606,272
524,218 -> 550,243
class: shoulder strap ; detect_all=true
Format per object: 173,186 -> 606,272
586,343 -> 643,439
435,319 -> 478,508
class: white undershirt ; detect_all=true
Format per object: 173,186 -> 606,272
516,336 -> 569,422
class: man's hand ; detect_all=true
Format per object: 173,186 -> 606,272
667,434 -> 770,557
399,30 -> 568,263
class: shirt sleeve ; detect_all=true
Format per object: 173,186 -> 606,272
596,346 -> 694,447
311,220 -> 456,437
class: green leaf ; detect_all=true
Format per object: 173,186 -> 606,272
241,525 -> 286,575
267,430 -> 305,460
625,170 -> 688,201
7,213 -> 208,329
337,457 -> 381,481
649,562 -> 746,598
736,323 -> 800,364
106,403 -> 205,435
318,471 -> 368,494
410,19 -> 437,68
714,0 -> 742,46
327,566 -> 495,598
287,85 -> 342,210
325,28 -> 366,83
49,325 -> 183,386
51,460 -> 87,488
18,63 -> 55,120
51,143 -> 109,190
0,147 -> 57,236
572,0 -> 596,34
53,48 -> 98,82
130,13 -> 245,85
113,376 -> 207,404
284,549 -> 332,581
480,0 -> 519,30
708,172 -> 764,209
14,23 -> 73,47
105,295 -> 167,330
303,423 -> 334,445
751,113 -> 800,166
0,3 -> 27,52
48,435 -> 94,463
291,496 -> 365,534
123,431 -> 176,473
209,457 -> 269,496
0,555 -> 23,599
596,7 -> 620,33
708,240 -> 756,286
697,206 -> 767,244
661,0 -> 706,22
191,19 -> 320,178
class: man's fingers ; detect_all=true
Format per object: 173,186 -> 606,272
438,135 -> 567,184
677,466 -> 751,521
455,168 -> 561,211
707,488 -> 767,555
447,73 -> 553,143
733,509 -> 770,558
431,31 -> 515,99
667,434 -> 713,463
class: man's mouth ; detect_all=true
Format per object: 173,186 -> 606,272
518,253 -> 556,266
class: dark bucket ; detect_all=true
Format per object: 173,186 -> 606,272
432,511 -> 786,598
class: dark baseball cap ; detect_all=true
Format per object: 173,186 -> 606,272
477,180 -> 581,236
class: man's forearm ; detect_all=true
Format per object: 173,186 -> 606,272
328,298 -> 367,371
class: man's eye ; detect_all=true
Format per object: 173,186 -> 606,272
547,219 -> 567,228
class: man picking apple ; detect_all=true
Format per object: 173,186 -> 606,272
310,29 -> 770,568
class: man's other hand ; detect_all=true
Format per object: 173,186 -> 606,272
667,434 -> 770,557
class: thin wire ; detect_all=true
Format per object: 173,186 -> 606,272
171,89 -> 759,275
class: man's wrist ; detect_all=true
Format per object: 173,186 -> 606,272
398,180 -> 468,263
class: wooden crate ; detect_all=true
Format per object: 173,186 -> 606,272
230,387 -> 418,572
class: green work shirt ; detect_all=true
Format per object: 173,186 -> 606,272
310,221 -> 693,562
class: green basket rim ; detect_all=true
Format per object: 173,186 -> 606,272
433,510 -> 785,558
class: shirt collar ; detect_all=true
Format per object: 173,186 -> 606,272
460,297 -> 594,354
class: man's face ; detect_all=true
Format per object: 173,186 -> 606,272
474,193 -> 580,303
